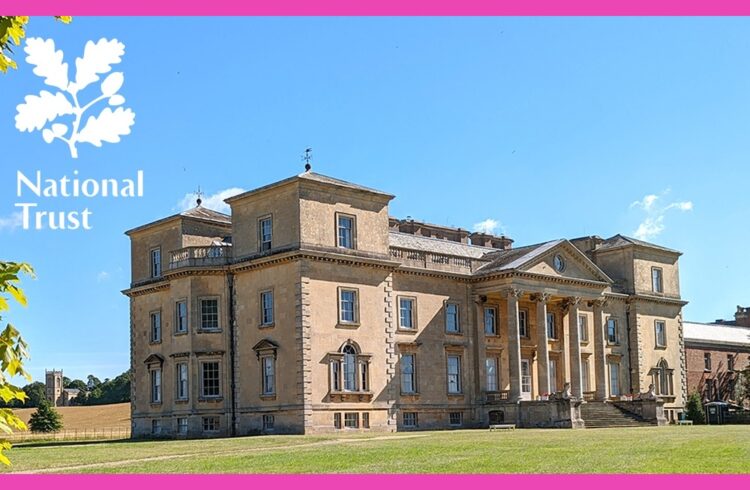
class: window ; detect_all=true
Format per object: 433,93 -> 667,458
578,315 -> 588,343
202,416 -> 220,432
343,345 -> 357,391
486,357 -> 499,392
654,359 -> 673,396
150,311 -> 161,343
175,300 -> 188,334
337,214 -> 356,249
331,360 -> 340,391
704,353 -> 712,371
259,216 -> 273,252
200,298 -> 220,331
607,318 -> 618,344
344,412 -> 359,428
201,361 -> 221,398
519,309 -> 528,338
484,307 -> 497,335
150,368 -> 162,403
151,419 -> 161,435
262,356 -> 275,395
260,290 -> 274,326
728,354 -> 735,372
447,355 -> 461,394
176,363 -> 188,401
547,312 -> 557,339
334,413 -> 342,429
177,417 -> 188,435
339,288 -> 359,324
652,267 -> 663,293
549,359 -> 558,393
403,412 -> 418,428
581,358 -> 590,393
445,302 -> 460,333
150,248 -> 161,278
399,297 -> 416,330
655,320 -> 666,347
401,353 -> 416,394
609,362 -> 620,396
362,412 -> 370,429
449,412 -> 462,426
263,414 -> 275,431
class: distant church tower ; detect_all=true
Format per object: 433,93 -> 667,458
45,369 -> 63,407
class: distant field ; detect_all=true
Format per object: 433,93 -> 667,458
12,403 -> 130,432
2,425 -> 750,474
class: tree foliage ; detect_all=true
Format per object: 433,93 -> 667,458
735,367 -> 750,406
28,400 -> 63,433
74,371 -> 130,406
0,261 -> 34,465
685,391 -> 706,424
0,16 -> 71,74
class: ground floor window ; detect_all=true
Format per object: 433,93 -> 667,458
581,358 -> 590,393
344,412 -> 359,428
403,412 -> 418,428
177,417 -> 188,435
362,412 -> 370,429
609,362 -> 620,396
263,414 -> 275,431
486,356 -> 499,392
151,419 -> 161,435
202,416 -> 220,432
549,359 -> 558,393
449,412 -> 462,426
334,413 -> 342,429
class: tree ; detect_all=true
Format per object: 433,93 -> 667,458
734,367 -> 750,407
81,371 -> 130,405
0,16 -> 71,73
87,375 -> 102,389
28,400 -> 63,433
0,261 -> 34,465
66,379 -> 87,392
22,381 -> 46,408
685,391 -> 706,424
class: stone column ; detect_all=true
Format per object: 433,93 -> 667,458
473,295 -> 487,397
504,288 -> 523,402
590,299 -> 608,400
532,293 -> 550,397
567,297 -> 584,400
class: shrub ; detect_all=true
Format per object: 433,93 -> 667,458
685,391 -> 705,424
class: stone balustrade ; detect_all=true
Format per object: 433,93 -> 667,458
389,247 -> 487,274
169,245 -> 233,269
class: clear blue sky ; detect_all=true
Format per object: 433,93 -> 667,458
1,16 -> 748,383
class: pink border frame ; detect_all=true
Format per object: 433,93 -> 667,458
3,0 -> 750,15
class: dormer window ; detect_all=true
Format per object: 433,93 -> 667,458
259,216 -> 273,252
150,248 -> 161,278
337,214 -> 356,249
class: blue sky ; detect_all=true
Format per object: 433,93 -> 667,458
1,16 -> 748,382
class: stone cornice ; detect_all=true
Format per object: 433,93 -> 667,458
122,280 -> 170,298
474,270 -> 611,290
628,294 -> 688,307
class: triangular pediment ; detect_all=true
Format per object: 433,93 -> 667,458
519,240 -> 612,284
252,339 -> 279,352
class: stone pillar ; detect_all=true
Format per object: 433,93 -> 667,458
567,297 -> 584,400
504,288 -> 523,402
590,299 -> 608,400
473,295 -> 487,397
532,293 -> 550,397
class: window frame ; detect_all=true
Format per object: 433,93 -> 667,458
150,247 -> 161,278
258,215 -> 273,252
200,360 -> 222,398
344,412 -> 359,429
400,353 -> 417,394
654,320 -> 667,348
176,362 -> 189,401
607,317 -> 619,345
609,362 -> 620,397
449,412 -> 462,427
336,212 -> 357,250
485,356 -> 499,392
578,314 -> 588,343
546,312 -> 558,340
403,412 -> 418,428
177,417 -> 188,435
263,414 -> 275,431
175,299 -> 188,334
398,296 -> 417,331
149,310 -> 162,343
150,368 -> 162,404
445,301 -> 461,334
338,287 -> 360,325
446,354 -> 462,394
260,289 -> 275,327
202,416 -> 220,433
198,296 -> 221,332
151,419 -> 161,435
518,309 -> 529,338
261,355 -> 276,396
704,352 -> 712,372
651,267 -> 664,293
484,306 -> 498,336
728,354 -> 735,372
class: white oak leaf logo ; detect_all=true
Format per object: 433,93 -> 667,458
14,37 -> 135,158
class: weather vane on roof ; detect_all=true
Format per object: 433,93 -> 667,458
195,186 -> 203,207
303,148 -> 312,172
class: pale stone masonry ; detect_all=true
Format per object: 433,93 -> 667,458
124,170 -> 686,437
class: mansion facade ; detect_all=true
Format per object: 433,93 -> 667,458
124,170 -> 686,437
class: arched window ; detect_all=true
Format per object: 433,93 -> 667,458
652,359 -> 674,396
343,345 -> 357,391
329,342 -> 371,396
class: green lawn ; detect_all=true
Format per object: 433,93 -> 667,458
3,426 -> 750,474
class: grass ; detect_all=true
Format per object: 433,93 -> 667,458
12,403 -> 130,431
2,425 -> 750,474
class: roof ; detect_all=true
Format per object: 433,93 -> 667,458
597,234 -> 681,255
389,232 -> 493,259
125,205 -> 231,235
225,170 -> 394,204
683,321 -> 750,349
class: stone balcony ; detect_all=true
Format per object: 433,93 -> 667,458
169,245 -> 233,269
389,247 -> 489,275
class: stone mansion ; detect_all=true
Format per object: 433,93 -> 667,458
124,169 -> 687,437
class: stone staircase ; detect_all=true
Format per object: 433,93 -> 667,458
580,401 -> 657,428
